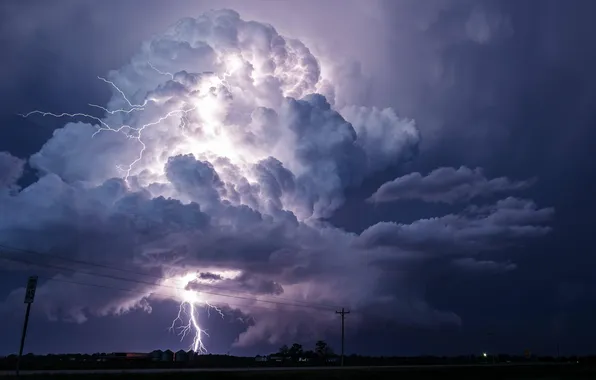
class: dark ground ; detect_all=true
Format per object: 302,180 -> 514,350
3,364 -> 596,380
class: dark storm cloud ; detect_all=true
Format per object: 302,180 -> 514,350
452,257 -> 516,273
2,0 -> 593,357
165,154 -> 226,208
198,272 -> 223,281
187,272 -> 284,296
368,166 -> 533,204
357,197 -> 553,253
0,152 -> 25,190
0,7 -> 427,350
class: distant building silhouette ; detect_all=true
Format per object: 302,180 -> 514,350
103,352 -> 150,361
174,349 -> 188,362
161,350 -> 174,362
187,350 -> 196,361
150,350 -> 163,362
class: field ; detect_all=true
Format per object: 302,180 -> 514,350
2,364 -> 595,380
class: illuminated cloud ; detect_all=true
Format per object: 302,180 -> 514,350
0,8 -> 553,350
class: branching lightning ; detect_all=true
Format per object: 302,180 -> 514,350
147,62 -> 174,80
18,59 -> 246,180
20,60 -> 240,354
166,273 -> 225,354
169,299 -> 209,354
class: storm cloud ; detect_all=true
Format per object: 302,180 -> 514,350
358,197 -> 553,253
0,152 -> 25,191
368,166 -> 534,204
0,2 -> 561,354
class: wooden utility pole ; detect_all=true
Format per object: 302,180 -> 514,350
16,276 -> 38,377
335,308 -> 350,366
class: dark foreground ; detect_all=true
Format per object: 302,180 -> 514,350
2,364 -> 595,380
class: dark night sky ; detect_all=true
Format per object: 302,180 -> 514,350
1,0 -> 595,357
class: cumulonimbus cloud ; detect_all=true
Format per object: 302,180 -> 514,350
0,9 -> 553,350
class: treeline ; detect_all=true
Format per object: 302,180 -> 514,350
270,340 -> 335,360
1,348 -> 595,371
0,354 -> 254,371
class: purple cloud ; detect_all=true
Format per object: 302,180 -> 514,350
0,6 -> 553,352
368,166 -> 534,204
452,257 -> 517,273
358,197 -> 553,252
0,152 -> 25,191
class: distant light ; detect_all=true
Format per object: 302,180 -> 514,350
483,352 -> 487,357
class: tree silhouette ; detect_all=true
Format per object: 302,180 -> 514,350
289,343 -> 303,360
315,340 -> 333,358
303,350 -> 316,359
278,345 -> 290,357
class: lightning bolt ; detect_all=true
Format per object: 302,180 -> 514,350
19,64 -> 201,181
21,59 -> 243,354
147,62 -> 174,80
20,60 -> 239,182
168,274 -> 226,354
169,301 -> 209,354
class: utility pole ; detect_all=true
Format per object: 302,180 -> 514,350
16,276 -> 38,377
336,308 -> 350,367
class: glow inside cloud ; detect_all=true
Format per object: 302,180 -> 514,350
0,9 -> 553,350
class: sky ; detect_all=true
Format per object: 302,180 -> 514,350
0,0 -> 595,357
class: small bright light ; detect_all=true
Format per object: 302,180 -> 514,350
483,352 -> 487,357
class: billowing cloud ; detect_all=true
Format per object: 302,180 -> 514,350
368,166 -> 534,204
358,197 -> 554,253
0,8 -> 553,351
0,152 -> 25,192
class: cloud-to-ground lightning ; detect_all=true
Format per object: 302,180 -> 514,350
166,273 -> 225,354
169,301 -> 209,354
20,61 -> 239,353
2,9 -> 559,354
14,10 -> 426,349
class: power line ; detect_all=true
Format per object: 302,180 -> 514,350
0,255 -> 333,311
0,268 -> 303,314
0,253 -> 335,312
0,243 -> 339,310
48,277 -> 286,313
